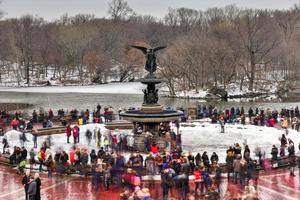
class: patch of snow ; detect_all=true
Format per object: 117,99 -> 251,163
175,89 -> 208,99
181,122 -> 300,162
0,82 -> 144,94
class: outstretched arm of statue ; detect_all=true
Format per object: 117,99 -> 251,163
154,46 -> 166,52
131,45 -> 148,54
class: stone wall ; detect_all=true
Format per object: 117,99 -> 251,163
133,134 -> 166,152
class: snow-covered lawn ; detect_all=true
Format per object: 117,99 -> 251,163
181,122 -> 300,162
0,82 -> 144,94
3,124 -> 107,154
2,123 -> 300,164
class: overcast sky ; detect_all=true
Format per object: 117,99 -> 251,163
1,0 -> 300,21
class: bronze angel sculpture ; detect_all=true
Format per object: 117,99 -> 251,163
131,45 -> 166,76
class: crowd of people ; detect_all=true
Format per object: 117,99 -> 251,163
0,103 -> 115,132
193,105 -> 300,131
1,104 -> 300,199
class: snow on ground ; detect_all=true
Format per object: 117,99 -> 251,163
0,82 -> 144,94
226,83 -> 251,96
3,124 -> 106,154
175,90 -> 208,99
2,123 -> 300,164
181,122 -> 300,162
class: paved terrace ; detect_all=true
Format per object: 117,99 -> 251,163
0,165 -> 300,200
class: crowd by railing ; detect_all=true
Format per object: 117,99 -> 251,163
1,104 -> 300,199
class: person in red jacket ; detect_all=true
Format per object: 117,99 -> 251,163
66,124 -> 72,143
269,117 -> 276,127
69,147 -> 75,165
150,143 -> 159,154
37,148 -> 46,172
11,118 -> 19,130
193,166 -> 204,196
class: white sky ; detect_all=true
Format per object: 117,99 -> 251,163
1,0 -> 300,21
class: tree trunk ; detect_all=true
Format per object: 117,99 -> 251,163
249,61 -> 255,91
249,51 -> 255,91
45,65 -> 48,77
240,76 -> 244,91
26,63 -> 30,85
53,65 -> 57,78
167,79 -> 175,96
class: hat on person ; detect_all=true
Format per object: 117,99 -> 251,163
162,163 -> 169,169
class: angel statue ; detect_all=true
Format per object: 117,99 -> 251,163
131,45 -> 166,77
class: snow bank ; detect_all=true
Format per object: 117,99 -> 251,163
2,123 -> 300,164
4,130 -> 23,147
175,90 -> 208,99
2,124 -> 106,154
0,82 -> 144,94
181,122 -> 300,162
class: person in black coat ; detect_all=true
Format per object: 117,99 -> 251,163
27,178 -> 36,200
34,173 -> 41,200
21,147 -> 28,161
271,145 -> 278,161
202,152 -> 210,168
290,155 -> 296,176
90,149 -> 97,164
248,107 -> 254,117
161,167 -> 175,200
22,170 -> 31,200
281,134 -> 287,147
175,172 -> 189,200
195,153 -> 201,166
210,152 -> 219,164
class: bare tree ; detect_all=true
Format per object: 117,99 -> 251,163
234,9 -> 278,91
9,15 -> 43,85
108,0 -> 134,21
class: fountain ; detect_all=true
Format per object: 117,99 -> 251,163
120,45 -> 183,151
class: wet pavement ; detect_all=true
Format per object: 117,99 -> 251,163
1,165 -> 300,200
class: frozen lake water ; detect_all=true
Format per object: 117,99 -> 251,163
1,83 -> 300,163
0,82 -> 299,113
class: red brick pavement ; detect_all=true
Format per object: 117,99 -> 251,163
1,165 -> 300,200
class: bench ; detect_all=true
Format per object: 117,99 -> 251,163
33,126 -> 66,136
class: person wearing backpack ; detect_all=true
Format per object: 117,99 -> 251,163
161,166 -> 175,200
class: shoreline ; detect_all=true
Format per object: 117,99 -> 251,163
0,103 -> 32,111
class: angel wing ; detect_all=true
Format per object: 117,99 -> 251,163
154,46 -> 166,52
130,45 -> 148,55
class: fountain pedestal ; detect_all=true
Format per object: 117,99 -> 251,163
120,75 -> 182,151
120,46 -> 182,151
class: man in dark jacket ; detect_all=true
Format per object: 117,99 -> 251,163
27,177 -> 37,200
175,172 -> 189,200
202,152 -> 210,168
21,147 -> 28,161
271,145 -> 278,161
34,173 -> 41,200
161,167 -> 175,200
22,170 -> 31,200
290,155 -> 296,176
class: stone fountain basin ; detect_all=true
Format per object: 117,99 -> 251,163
120,109 -> 183,123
